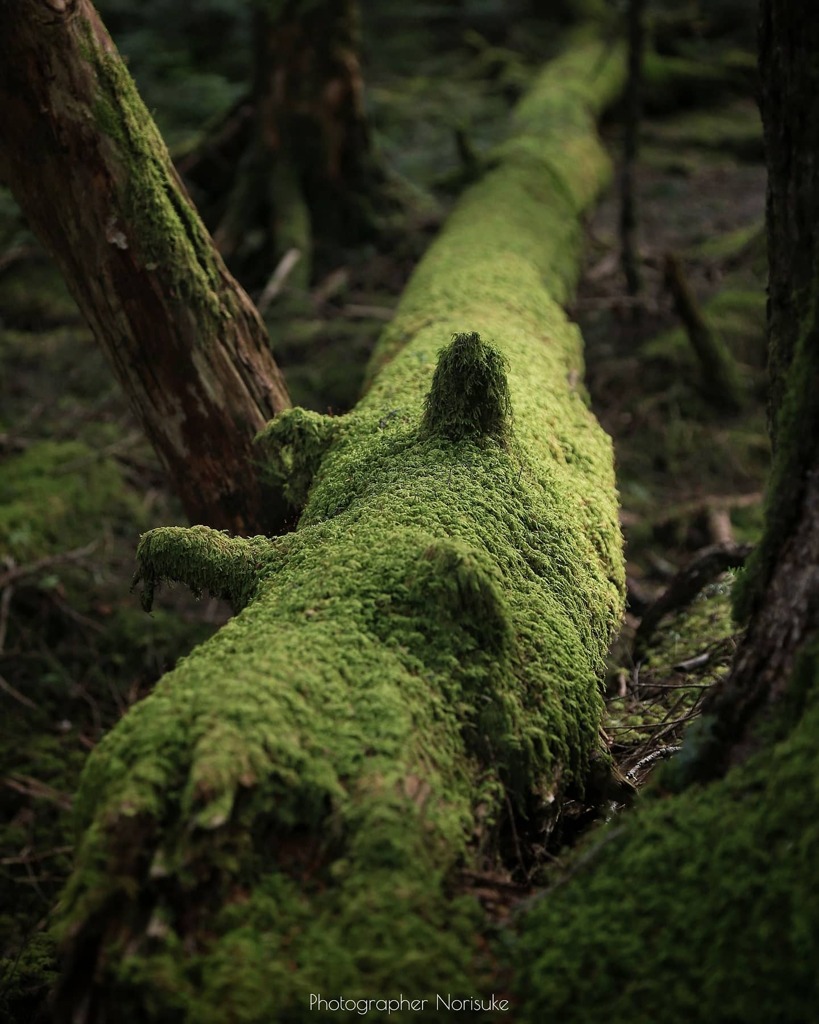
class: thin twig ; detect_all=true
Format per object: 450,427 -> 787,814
0,541 -> 99,591
3,774 -> 73,811
0,672 -> 38,711
256,248 -> 302,313
0,845 -> 73,866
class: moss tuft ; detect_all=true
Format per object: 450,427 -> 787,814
421,332 -> 511,442
255,407 -> 340,510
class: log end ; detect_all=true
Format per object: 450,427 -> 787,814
422,332 -> 511,443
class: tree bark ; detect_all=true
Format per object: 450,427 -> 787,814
619,0 -> 645,298
209,0 -> 401,285
0,0 -> 291,536
689,0 -> 819,772
51,40 -> 626,1022
514,2 -> 819,1019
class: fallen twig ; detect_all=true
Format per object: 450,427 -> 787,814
634,541 -> 752,655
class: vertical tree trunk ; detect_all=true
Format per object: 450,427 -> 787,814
619,0 -> 645,298
0,0 -> 291,535
214,0 -> 401,284
694,0 -> 819,770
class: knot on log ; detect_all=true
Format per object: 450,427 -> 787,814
422,332 -> 511,442
420,539 -> 512,656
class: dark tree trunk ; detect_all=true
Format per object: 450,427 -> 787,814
695,0 -> 819,773
212,0 -> 401,284
0,0 -> 291,536
619,0 -> 645,298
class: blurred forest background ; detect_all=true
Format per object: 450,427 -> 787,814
1,0 -> 766,1018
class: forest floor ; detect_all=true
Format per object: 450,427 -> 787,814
0,16 -> 768,1020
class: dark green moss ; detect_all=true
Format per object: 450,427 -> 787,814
514,651 -> 819,1023
421,332 -> 511,442
134,526 -> 280,612
0,441 -> 133,563
255,408 -> 340,510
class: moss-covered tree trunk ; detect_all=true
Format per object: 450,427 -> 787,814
0,0 -> 291,535
514,2 -> 819,1019
52,41 -> 626,1023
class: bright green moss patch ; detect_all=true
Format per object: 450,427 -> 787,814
55,39 -> 626,1021
514,651 -> 819,1023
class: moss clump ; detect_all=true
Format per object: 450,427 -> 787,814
514,650 -> 819,1023
255,407 -> 340,510
54,39 -> 626,1022
134,526 -> 281,613
421,332 -> 511,442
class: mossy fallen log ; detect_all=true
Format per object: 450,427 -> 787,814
53,41 -> 626,1024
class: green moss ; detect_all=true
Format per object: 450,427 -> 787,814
421,332 -> 511,442
690,221 -> 765,267
605,580 -> 736,749
642,52 -> 745,115
514,651 -> 819,1023
134,526 -> 280,613
643,102 -> 763,162
55,39 -> 626,1021
256,408 -> 340,510
0,441 -> 133,563
83,19 -> 221,310
0,931 -> 59,1022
